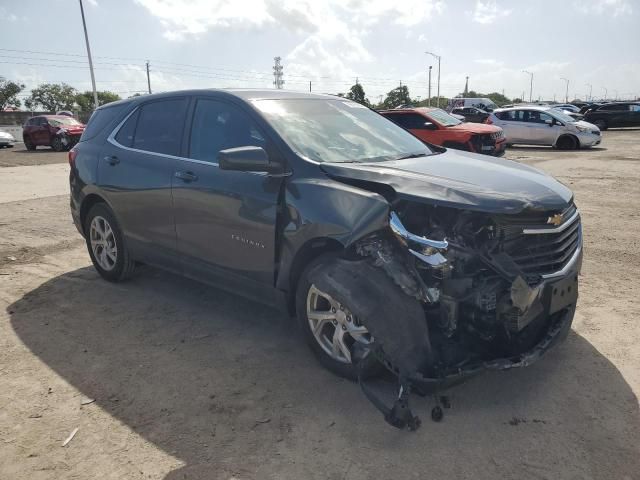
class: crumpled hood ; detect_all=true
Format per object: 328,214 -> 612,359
319,150 -> 573,214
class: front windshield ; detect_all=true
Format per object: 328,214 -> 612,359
252,99 -> 433,163
427,108 -> 462,127
549,109 -> 576,123
49,117 -> 82,127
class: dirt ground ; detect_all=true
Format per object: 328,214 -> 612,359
0,135 -> 638,480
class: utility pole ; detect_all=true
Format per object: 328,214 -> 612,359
602,87 -> 608,101
426,51 -> 441,107
146,60 -> 152,94
273,57 -> 284,89
561,77 -> 569,103
78,0 -> 98,110
585,83 -> 592,101
309,81 -> 311,93
428,66 -> 432,106
522,70 -> 533,103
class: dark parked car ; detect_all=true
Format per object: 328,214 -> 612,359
23,115 -> 85,151
450,106 -> 490,123
583,102 -> 640,130
70,90 -> 582,430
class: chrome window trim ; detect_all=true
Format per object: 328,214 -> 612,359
107,105 -> 274,178
522,209 -> 580,235
107,105 -> 221,167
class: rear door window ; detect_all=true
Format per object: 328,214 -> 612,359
114,109 -> 139,148
126,98 -> 188,156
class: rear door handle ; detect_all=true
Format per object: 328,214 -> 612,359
104,155 -> 119,165
174,171 -> 198,182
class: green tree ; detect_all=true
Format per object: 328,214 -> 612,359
25,83 -> 78,111
382,85 -> 412,109
485,92 -> 511,107
75,91 -> 121,111
0,78 -> 25,109
345,83 -> 370,106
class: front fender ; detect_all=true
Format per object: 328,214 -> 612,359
275,177 -> 389,291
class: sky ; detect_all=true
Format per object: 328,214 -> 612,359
1,0 -> 639,104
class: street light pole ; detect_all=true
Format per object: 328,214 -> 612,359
585,83 -> 593,101
426,51 -> 441,107
428,65 -> 432,106
78,0 -> 98,110
522,70 -> 533,103
602,87 -> 608,101
560,77 -> 569,103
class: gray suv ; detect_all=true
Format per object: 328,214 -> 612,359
70,90 -> 582,429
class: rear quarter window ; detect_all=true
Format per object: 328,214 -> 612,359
80,103 -> 128,142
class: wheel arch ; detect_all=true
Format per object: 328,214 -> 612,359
80,193 -> 111,232
283,237 -> 345,315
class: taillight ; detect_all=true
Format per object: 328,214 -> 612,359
68,148 -> 77,168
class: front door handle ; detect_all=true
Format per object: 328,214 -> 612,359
104,155 -> 120,165
174,171 -> 198,182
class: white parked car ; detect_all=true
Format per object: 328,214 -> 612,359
487,106 -> 601,149
0,129 -> 16,148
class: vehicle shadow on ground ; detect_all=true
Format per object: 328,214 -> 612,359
8,266 -> 640,479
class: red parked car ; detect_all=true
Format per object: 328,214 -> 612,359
379,107 -> 506,156
22,115 -> 86,151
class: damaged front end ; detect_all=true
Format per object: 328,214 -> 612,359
338,201 -> 582,430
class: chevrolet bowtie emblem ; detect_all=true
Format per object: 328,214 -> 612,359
547,213 -> 564,226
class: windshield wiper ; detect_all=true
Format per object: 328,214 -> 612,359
394,152 -> 431,160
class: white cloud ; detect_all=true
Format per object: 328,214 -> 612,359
574,0 -> 632,17
133,0 -> 444,96
471,0 -> 512,24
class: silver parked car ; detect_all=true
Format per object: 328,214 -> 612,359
0,129 -> 16,148
487,106 -> 601,149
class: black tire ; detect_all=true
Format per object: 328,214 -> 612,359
23,136 -> 36,151
7,144 -> 13,148
51,136 -> 65,152
556,135 -> 577,150
84,203 -> 136,282
593,119 -> 607,131
506,143 -> 513,148
296,255 -> 358,379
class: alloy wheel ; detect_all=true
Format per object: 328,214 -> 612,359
306,284 -> 372,364
89,216 -> 118,271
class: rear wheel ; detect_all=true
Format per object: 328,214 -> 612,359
23,136 -> 36,151
84,203 -> 136,282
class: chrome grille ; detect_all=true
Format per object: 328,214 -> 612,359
495,205 -> 581,278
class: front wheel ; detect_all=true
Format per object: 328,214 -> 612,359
556,135 -> 577,150
84,203 -> 136,282
51,136 -> 65,152
296,258 -> 375,379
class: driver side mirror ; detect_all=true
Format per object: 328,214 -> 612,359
218,146 -> 283,174
545,119 -> 554,126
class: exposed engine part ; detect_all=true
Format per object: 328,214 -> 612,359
355,235 -> 439,303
